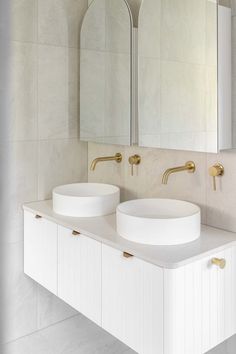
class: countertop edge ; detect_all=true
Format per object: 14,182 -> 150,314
23,202 -> 236,270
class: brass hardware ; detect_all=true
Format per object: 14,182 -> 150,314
123,252 -> 133,258
72,230 -> 80,236
211,257 -> 226,269
128,154 -> 141,176
208,163 -> 224,191
162,161 -> 196,185
90,153 -> 122,171
35,214 -> 42,219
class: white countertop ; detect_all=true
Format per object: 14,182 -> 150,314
23,200 -> 236,269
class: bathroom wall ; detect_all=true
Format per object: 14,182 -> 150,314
4,0 -> 88,343
87,0 -> 236,353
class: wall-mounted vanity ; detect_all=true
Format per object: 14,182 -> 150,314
23,198 -> 236,354
80,0 -> 232,153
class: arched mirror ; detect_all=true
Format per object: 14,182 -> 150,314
80,0 -> 135,145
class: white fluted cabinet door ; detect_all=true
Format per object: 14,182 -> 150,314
102,244 -> 163,354
58,225 -> 102,326
24,211 -> 58,295
164,246 -> 236,354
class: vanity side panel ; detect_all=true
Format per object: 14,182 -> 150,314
164,248 -> 236,354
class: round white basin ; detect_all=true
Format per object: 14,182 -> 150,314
116,199 -> 201,246
53,183 -> 120,217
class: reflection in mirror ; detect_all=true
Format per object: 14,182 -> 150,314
138,0 -> 228,153
80,0 -> 133,146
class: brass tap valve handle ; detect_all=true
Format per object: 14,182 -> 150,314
209,163 -> 224,191
128,154 -> 141,176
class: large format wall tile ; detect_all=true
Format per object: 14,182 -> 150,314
10,42 -> 37,141
38,139 -> 87,200
11,0 -> 37,42
38,0 -> 87,47
6,0 -> 89,346
206,151 -> 236,233
8,141 -> 38,244
38,45 -> 68,140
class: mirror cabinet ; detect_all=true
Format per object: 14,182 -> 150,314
80,0 -> 135,146
80,0 -> 232,153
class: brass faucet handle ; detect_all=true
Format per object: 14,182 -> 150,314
128,154 -> 141,176
209,163 -> 224,191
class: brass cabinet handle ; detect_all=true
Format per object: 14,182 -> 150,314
123,252 -> 133,258
35,214 -> 42,219
211,258 -> 226,269
72,230 -> 80,236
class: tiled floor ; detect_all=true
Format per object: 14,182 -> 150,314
4,315 -> 135,354
4,313 -> 236,354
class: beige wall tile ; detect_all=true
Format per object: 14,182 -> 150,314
11,0 -> 37,42
68,48 -> 80,137
38,0 -> 87,47
10,42 -> 37,141
206,151 -> 236,232
38,139 -> 87,200
38,45 -> 71,140
8,141 -> 38,244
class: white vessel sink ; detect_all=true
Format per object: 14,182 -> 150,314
53,183 -> 120,217
116,199 -> 201,246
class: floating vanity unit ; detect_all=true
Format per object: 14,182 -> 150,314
24,197 -> 236,354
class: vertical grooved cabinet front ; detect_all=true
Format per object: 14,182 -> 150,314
101,244 -> 164,354
24,211 -> 58,295
24,209 -> 236,354
58,225 -> 102,326
164,247 -> 236,354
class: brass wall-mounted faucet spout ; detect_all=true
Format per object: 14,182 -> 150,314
90,153 -> 122,171
162,161 -> 196,185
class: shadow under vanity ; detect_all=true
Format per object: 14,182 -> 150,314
23,1 -> 236,354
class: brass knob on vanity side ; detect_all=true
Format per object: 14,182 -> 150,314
128,155 -> 141,176
211,258 -> 226,269
208,163 -> 224,191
